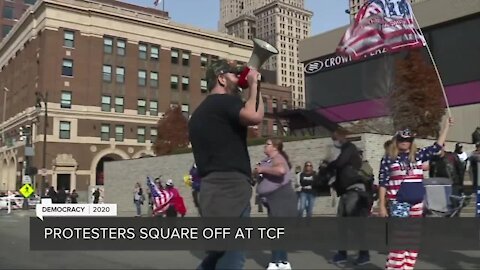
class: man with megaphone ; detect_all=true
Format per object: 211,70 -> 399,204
189,38 -> 278,270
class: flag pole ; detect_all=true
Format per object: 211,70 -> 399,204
410,8 -> 452,118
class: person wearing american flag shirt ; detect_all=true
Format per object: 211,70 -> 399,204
146,176 -> 173,217
378,117 -> 453,270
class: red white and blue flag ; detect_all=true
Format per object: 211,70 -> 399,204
337,0 -> 426,60
146,176 -> 173,216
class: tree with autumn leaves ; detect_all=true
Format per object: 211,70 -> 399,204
388,49 -> 445,137
154,106 -> 260,156
153,106 -> 189,156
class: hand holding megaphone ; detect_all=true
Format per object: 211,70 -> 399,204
246,69 -> 261,86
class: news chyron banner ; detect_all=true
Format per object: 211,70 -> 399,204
36,202 -> 117,220
31,201 -> 479,252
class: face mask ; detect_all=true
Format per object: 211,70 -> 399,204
333,140 -> 342,148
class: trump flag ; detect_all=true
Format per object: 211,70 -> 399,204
337,0 -> 426,60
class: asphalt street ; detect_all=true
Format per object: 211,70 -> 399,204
0,210 -> 478,270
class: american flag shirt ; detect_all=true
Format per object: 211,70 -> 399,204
379,143 -> 442,201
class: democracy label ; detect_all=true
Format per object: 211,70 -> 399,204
36,203 -> 117,220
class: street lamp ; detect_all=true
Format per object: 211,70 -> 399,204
35,91 -> 48,196
2,87 -> 9,143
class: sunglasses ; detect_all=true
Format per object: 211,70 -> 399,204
397,137 -> 414,143
218,67 -> 243,76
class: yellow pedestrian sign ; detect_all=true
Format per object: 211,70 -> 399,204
20,183 -> 34,198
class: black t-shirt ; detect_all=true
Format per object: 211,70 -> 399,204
188,94 -> 251,178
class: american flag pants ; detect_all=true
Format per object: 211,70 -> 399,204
386,202 -> 423,270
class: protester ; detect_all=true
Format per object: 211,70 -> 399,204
469,142 -> 480,191
188,58 -> 264,270
472,127 -> 480,145
327,127 -> 371,266
165,179 -> 187,217
255,138 -> 296,270
92,188 -> 100,204
47,186 -> 57,203
378,117 -> 453,270
70,189 -> 78,204
189,163 -> 201,213
429,145 -> 464,196
298,161 -> 317,217
57,187 -> 67,204
454,143 -> 468,172
133,182 -> 144,217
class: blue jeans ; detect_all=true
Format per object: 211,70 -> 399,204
298,192 -> 316,217
197,205 -> 250,270
272,250 -> 288,263
134,200 -> 141,216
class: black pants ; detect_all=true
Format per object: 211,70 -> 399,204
337,189 -> 370,257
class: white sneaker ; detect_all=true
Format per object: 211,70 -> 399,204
267,262 -> 279,270
278,261 -> 292,270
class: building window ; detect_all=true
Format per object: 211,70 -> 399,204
149,100 -> 158,116
272,123 -> 278,136
63,30 -> 74,48
137,127 -> 146,143
103,37 -> 113,54
101,96 -> 111,112
150,128 -> 157,143
102,65 -> 112,82
263,97 -> 268,112
171,49 -> 179,64
115,125 -> 124,142
62,59 -> 73,76
150,46 -> 159,60
3,6 -> 14,19
137,99 -> 146,115
170,75 -> 178,89
150,71 -> 158,88
272,99 -> 277,111
182,76 -> 189,90
200,54 -> 208,67
181,104 -> 189,119
138,43 -> 147,59
59,121 -> 71,139
115,97 -> 124,113
2,25 -> 12,38
100,124 -> 110,141
200,79 -> 207,93
60,91 -> 72,109
283,125 -> 289,135
282,100 -> 288,110
182,52 -> 190,66
138,70 -> 146,86
117,39 -> 126,56
116,67 -> 125,84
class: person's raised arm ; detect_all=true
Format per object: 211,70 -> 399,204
239,69 -> 264,126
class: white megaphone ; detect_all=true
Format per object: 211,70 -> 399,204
237,38 -> 279,89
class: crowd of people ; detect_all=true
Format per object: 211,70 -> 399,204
179,58 -> 480,270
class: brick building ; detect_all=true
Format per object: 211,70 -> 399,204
0,0 -> 291,195
1,0 -> 37,41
